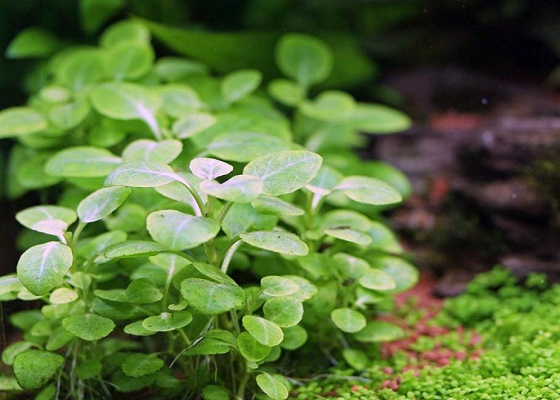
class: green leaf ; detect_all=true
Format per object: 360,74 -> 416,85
185,338 -> 230,356
75,359 -> 103,380
17,242 -> 73,296
142,311 -> 193,332
331,308 -> 367,333
202,385 -> 230,400
342,348 -> 369,370
100,20 -> 150,48
172,113 -> 215,140
124,320 -> 156,337
6,27 -> 60,59
221,69 -> 262,104
189,158 -> 233,180
2,341 -> 33,366
13,350 -> 63,390
345,103 -> 411,134
62,313 -> 115,341
45,328 -> 75,351
104,240 -> 166,259
16,206 -> 77,234
155,57 -> 209,82
263,297 -> 304,328
244,150 -> 322,196
122,353 -> 164,377
80,0 -> 125,34
45,147 -> 122,178
106,42 -> 154,80
359,269 -> 396,291
48,100 -> 90,130
333,253 -> 371,279
240,231 -> 308,256
105,161 -> 180,187
222,203 -> 277,238
160,85 -> 204,117
281,325 -> 308,350
237,332 -> 271,362
0,107 -> 47,138
261,276 -> 300,297
267,79 -> 304,106
126,279 -> 163,304
78,186 -> 131,223
334,176 -> 402,205
300,91 -> 355,121
200,175 -> 263,203
242,316 -> 283,347
376,256 -> 419,293
276,34 -> 333,88
49,288 -> 78,304
90,82 -> 161,136
207,132 -> 290,163
251,195 -> 304,217
352,321 -> 405,343
256,372 -> 289,400
191,262 -> 236,285
180,278 -> 245,315
324,228 -> 372,246
55,49 -> 106,90
122,139 -> 183,164
147,210 -> 220,250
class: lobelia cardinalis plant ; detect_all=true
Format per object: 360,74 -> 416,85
0,20 -> 417,400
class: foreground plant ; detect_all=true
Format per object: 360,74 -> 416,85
0,20 -> 416,399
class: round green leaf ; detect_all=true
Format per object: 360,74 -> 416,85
331,308 -> 367,333
242,316 -> 283,347
192,262 -> 236,285
172,112 -> 216,139
202,385 -> 230,400
221,69 -> 262,104
237,332 -> 271,362
45,147 -> 122,178
345,103 -> 411,134
334,176 -> 402,205
124,321 -> 156,337
78,186 -> 131,223
13,350 -> 64,390
359,269 -> 396,291
200,175 -> 263,203
16,205 -> 77,233
333,253 -> 371,279
189,158 -> 233,180
122,139 -> 183,164
48,100 -> 90,130
105,161 -> 180,187
6,28 -> 60,59
49,288 -> 78,304
45,328 -> 75,351
261,276 -> 300,297
267,79 -> 304,106
155,57 -> 209,82
122,353 -> 164,378
240,231 -> 308,256
106,42 -> 154,80
76,359 -> 103,380
208,132 -> 290,163
160,85 -> 204,117
263,297 -> 304,328
103,240 -> 166,259
377,255 -> 419,293
280,325 -> 308,350
251,195 -> 304,216
55,49 -> 106,90
100,20 -> 150,48
244,150 -> 322,196
126,279 -> 163,304
342,348 -> 369,370
256,372 -> 289,400
17,242 -> 73,296
0,107 -> 47,138
300,91 -> 355,121
142,311 -> 193,332
62,313 -> 115,341
352,321 -> 405,343
147,210 -> 220,250
324,228 -> 372,246
276,34 -> 333,88
1,341 -> 34,366
180,278 -> 245,315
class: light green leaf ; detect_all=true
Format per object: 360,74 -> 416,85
221,69 -> 262,104
280,326 -> 308,350
0,274 -> 23,296
45,328 -> 75,351
376,256 -> 419,293
172,113 -> 216,139
222,203 -> 277,238
333,253 -> 371,279
189,158 -> 233,180
80,0 -> 125,34
342,348 -> 369,370
324,228 -> 372,246
0,107 -> 47,138
242,316 -> 283,347
240,231 -> 308,256
6,28 -> 60,59
160,85 -> 204,117
45,147 -> 122,178
263,297 -> 303,327
49,288 -> 78,304
345,103 -> 411,134
334,176 -> 402,205
155,57 -> 209,82
1,341 -> 34,366
185,338 -> 230,356
359,269 -> 396,291
75,359 -> 103,380
244,150 -> 322,196
200,175 -> 263,203
126,279 -> 163,304
352,321 -> 405,343
147,210 -> 220,250
39,85 -> 71,103
13,350 -> 63,390
100,20 -> 150,48
154,173 -> 205,211
191,262 -> 236,285
122,139 -> 183,164
251,195 -> 304,217
276,34 -> 332,88
124,320 -> 156,337
300,91 -> 355,121
142,311 -> 193,332
261,276 -> 299,297
237,332 -> 271,362
105,161 -> 180,187
104,240 -> 167,259
180,278 -> 245,315
17,242 -> 73,296
62,313 -> 115,341
94,289 -> 128,302
122,353 -> 164,378
331,308 -> 367,333
90,82 -> 161,136
16,206 -> 77,233
306,165 -> 344,196
256,372 -> 289,400
78,186 -> 131,223
208,132 -> 290,163
48,100 -> 91,130
55,49 -> 106,90
202,385 -> 230,400
106,42 -> 154,80
267,79 -> 304,106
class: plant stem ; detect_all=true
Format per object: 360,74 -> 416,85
235,370 -> 251,400
219,238 -> 242,273
217,202 -> 234,224
176,177 -> 206,217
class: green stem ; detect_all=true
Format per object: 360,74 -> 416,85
176,177 -> 206,217
169,250 -> 197,263
235,370 -> 251,400
219,238 -> 242,273
217,202 -> 234,225
71,222 -> 87,249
